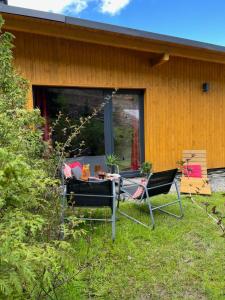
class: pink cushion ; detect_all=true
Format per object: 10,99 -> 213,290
63,163 -> 72,179
183,164 -> 202,178
68,161 -> 82,169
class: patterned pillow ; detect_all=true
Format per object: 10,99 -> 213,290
132,179 -> 147,199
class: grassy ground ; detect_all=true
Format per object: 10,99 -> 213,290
59,193 -> 225,300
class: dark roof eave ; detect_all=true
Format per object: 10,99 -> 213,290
1,3 -> 225,55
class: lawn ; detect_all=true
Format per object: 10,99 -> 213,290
59,193 -> 225,300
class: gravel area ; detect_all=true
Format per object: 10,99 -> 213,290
208,169 -> 225,192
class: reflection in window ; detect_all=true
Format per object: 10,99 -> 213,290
34,87 -> 105,157
112,94 -> 140,171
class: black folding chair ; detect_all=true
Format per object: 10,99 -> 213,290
61,177 -> 117,241
118,168 -> 183,229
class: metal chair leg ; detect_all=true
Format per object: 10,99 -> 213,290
112,212 -> 116,241
147,198 -> 155,229
112,186 -> 116,241
175,180 -> 184,218
117,193 -> 120,208
151,181 -> 184,220
118,186 -> 155,229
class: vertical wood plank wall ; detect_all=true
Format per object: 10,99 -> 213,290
11,30 -> 225,171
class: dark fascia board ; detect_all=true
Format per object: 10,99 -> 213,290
66,16 -> 225,53
0,3 -> 65,22
1,3 -> 225,54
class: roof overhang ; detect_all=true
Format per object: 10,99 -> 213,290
1,4 -> 225,65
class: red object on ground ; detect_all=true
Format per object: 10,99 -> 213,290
182,164 -> 202,178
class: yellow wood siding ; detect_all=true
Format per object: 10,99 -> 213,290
11,30 -> 225,171
4,13 -> 225,65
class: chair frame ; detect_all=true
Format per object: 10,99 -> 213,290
61,174 -> 117,241
118,170 -> 183,229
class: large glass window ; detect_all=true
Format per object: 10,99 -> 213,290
34,87 -> 105,157
33,87 -> 144,174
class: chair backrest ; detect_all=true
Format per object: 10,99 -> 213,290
144,168 -> 178,198
66,178 -> 114,208
66,155 -> 108,176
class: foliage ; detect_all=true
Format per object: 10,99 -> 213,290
0,16 -> 85,299
140,161 -> 152,177
106,154 -> 120,173
106,154 -> 119,166
202,201 -> 225,237
177,156 -> 225,236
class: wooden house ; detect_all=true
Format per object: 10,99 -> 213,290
1,3 -> 225,175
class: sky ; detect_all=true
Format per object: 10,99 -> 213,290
7,0 -> 225,46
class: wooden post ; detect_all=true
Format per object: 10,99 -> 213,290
150,53 -> 170,67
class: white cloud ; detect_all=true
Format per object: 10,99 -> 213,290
63,0 -> 89,14
8,0 -> 89,14
8,0 -> 131,15
99,0 -> 131,15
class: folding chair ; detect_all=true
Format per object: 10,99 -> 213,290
118,168 -> 183,229
61,177 -> 117,241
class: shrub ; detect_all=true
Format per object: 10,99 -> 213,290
0,16 -> 83,299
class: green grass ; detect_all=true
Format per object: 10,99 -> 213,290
59,193 -> 225,299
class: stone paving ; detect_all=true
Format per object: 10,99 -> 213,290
207,169 -> 225,192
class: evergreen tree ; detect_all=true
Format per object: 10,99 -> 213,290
0,16 -> 80,299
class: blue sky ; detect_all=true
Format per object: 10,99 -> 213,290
8,0 -> 225,46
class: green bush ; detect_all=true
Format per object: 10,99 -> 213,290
0,16 -> 82,299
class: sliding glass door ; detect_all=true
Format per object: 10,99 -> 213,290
33,87 -> 144,175
111,91 -> 144,173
